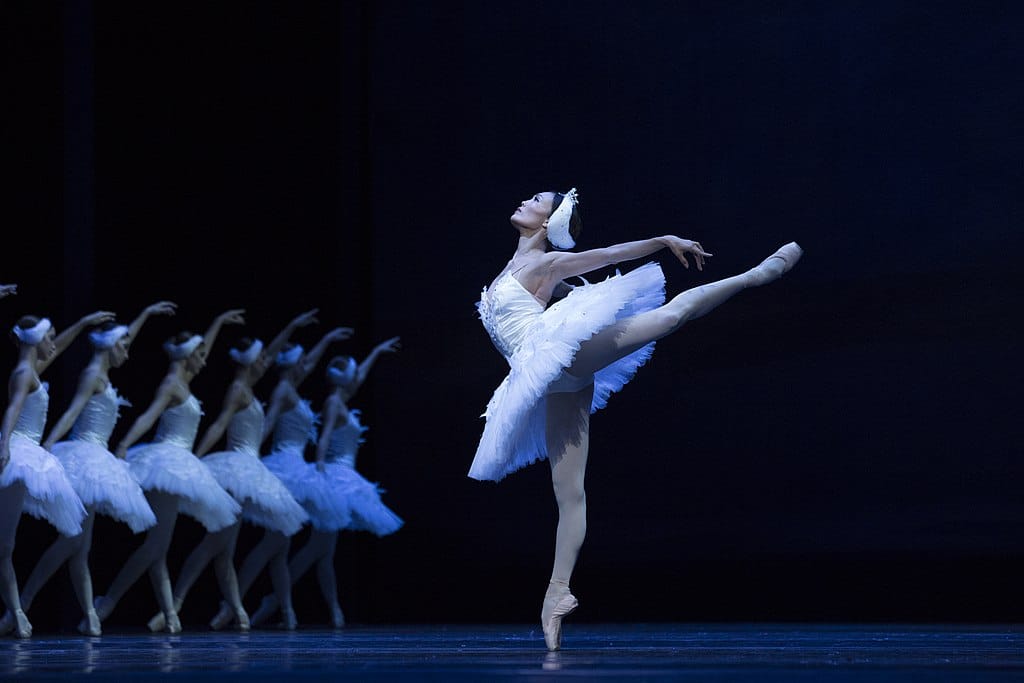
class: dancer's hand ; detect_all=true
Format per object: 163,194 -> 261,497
326,327 -> 354,342
83,310 -> 117,326
291,308 -> 320,328
0,283 -> 16,299
376,336 -> 401,354
145,301 -> 178,317
217,309 -> 246,326
662,237 -> 711,271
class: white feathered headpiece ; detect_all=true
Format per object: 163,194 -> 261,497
546,187 -> 579,249
327,357 -> 357,386
164,334 -> 203,360
229,339 -> 264,366
13,318 -> 52,346
276,344 -> 303,367
89,324 -> 129,350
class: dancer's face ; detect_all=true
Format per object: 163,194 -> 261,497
37,328 -> 57,361
186,343 -> 208,373
510,192 -> 555,231
110,338 -> 129,367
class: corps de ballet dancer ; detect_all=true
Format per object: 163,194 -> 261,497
0,309 -> 114,637
249,337 -> 403,629
144,310 -> 320,633
0,302 -> 175,636
470,188 -> 802,650
208,325 -> 351,630
89,309 -> 245,634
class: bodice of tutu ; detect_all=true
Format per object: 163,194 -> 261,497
477,272 -> 544,360
225,399 -> 264,455
152,394 -> 203,450
69,383 -> 127,446
323,410 -> 367,467
13,382 -> 49,443
272,399 -> 318,449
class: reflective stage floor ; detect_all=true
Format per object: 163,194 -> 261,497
2,623 -> 1023,681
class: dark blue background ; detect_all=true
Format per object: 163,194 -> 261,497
2,1 -> 1021,629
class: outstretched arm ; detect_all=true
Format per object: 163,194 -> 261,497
40,310 -> 116,373
546,235 -> 711,283
0,368 -> 34,472
112,379 -> 178,458
296,326 -> 353,386
42,368 -> 105,449
126,301 -> 177,345
254,308 -> 321,385
352,336 -> 401,394
202,308 -> 246,356
195,383 -> 248,457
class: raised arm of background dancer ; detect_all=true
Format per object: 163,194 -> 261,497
112,379 -> 180,458
0,284 -> 16,298
38,310 -> 116,374
296,327 -> 353,384
313,396 -> 347,473
194,382 -> 250,457
546,234 -> 711,282
0,366 -> 35,471
352,336 -> 401,393
201,308 -> 246,354
254,308 -> 322,385
126,301 -> 178,345
41,365 -> 106,450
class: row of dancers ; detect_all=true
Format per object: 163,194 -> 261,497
0,287 -> 403,637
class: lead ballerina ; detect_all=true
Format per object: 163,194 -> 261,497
469,188 -> 802,650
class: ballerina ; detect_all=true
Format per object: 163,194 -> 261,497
249,337 -> 402,629
143,309 -> 320,633
90,309 -> 245,634
211,326 -> 351,630
0,309 -> 114,638
0,302 -> 176,637
470,188 -> 802,650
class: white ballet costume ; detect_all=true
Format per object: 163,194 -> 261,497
263,400 -> 350,531
322,410 -> 402,536
0,383 -> 86,536
469,262 -> 667,481
202,400 -> 308,536
50,384 -> 157,533
126,395 -> 240,532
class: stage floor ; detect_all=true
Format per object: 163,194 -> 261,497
2,623 -> 1023,681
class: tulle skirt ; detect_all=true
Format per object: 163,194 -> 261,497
1,435 -> 86,536
469,262 -> 666,482
324,461 -> 403,536
127,442 -> 241,532
263,447 -> 350,532
50,440 -> 157,533
203,449 -> 308,536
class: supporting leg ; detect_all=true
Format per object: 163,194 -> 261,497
0,483 -> 30,638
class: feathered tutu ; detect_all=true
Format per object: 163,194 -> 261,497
127,442 -> 241,532
203,450 -> 309,536
1,435 -> 86,536
470,261 -> 666,481
50,441 -> 157,533
324,462 -> 403,536
263,446 -> 351,532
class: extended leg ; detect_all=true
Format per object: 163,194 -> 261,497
211,523 -> 249,631
0,483 -> 31,638
211,528 -> 292,630
17,512 -> 91,613
67,511 -> 100,635
250,530 -> 331,627
313,532 -> 343,628
541,386 -> 592,651
569,242 -> 802,378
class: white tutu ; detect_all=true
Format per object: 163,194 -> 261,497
470,262 -> 666,481
324,462 -> 403,536
263,447 -> 351,532
1,435 -> 86,536
127,442 -> 241,532
203,450 -> 308,536
50,440 -> 157,533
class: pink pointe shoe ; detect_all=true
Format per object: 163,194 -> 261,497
541,581 -> 578,651
749,242 -> 803,286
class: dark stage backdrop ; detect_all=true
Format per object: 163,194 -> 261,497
1,1 -> 1021,631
